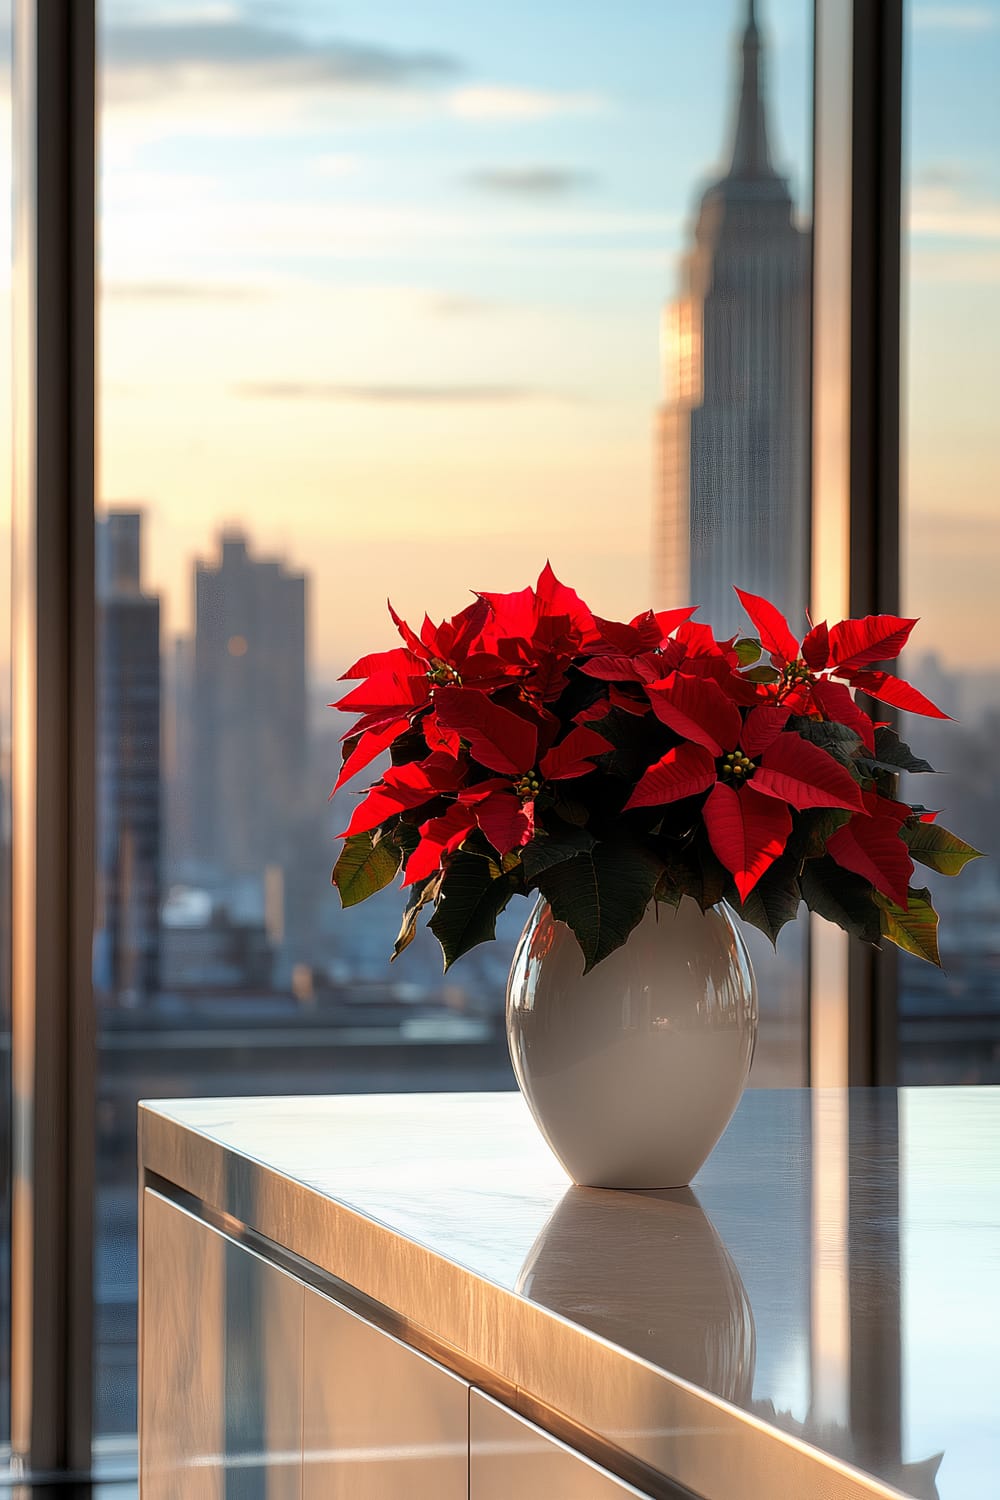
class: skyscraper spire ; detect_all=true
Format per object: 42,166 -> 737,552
729,0 -> 773,177
655,0 -> 810,632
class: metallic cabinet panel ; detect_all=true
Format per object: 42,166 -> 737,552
140,1189 -> 303,1500
471,1390 -> 652,1499
140,1190 -> 225,1500
223,1216 -> 304,1500
302,1282 -> 468,1498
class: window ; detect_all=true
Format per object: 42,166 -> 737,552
18,0 -> 994,1484
898,0 -> 1000,1082
95,0 -> 814,1447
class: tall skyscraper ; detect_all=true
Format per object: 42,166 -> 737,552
95,510 -> 162,1004
655,0 -> 811,636
192,530 -> 308,881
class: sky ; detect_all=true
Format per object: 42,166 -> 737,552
96,0 -> 815,673
0,0 -> 998,681
903,2 -> 1000,671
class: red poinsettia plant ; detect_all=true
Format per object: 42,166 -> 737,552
331,566 -> 980,972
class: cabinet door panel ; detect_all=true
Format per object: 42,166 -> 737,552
302,1284 -> 468,1498
140,1189 -> 303,1500
471,1389 -> 653,1499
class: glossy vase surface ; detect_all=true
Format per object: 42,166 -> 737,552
506,896 -> 757,1189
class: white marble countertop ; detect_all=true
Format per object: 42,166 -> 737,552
139,1087 -> 1000,1500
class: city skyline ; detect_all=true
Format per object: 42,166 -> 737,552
0,1 -> 989,677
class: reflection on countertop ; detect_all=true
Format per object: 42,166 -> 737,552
517,1185 -> 754,1408
141,1087 -> 1000,1499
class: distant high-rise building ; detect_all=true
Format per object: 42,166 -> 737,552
192,530 -> 308,880
163,633 -> 196,870
655,0 -> 811,636
95,510 -> 161,1004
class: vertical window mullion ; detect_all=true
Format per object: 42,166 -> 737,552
810,0 -> 903,1086
847,0 -> 903,1087
10,0 -> 96,1475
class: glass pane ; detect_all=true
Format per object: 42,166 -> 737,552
899,0 -> 1000,1083
0,0 -> 12,1451
96,0 -> 813,1449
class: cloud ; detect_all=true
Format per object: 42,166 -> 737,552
97,14 -> 606,137
104,279 -> 269,301
449,85 -> 605,121
465,167 -> 596,198
425,293 -> 496,317
910,248 -> 1000,283
914,161 -> 973,191
909,184 -> 1000,241
234,380 -> 556,405
102,14 -> 460,101
912,5 -> 997,28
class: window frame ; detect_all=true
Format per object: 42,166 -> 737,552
10,0 -> 96,1474
7,0 -> 904,1478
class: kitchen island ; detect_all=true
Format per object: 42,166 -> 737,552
138,1088 -> 999,1498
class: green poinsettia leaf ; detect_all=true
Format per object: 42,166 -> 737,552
857,756 -> 933,780
654,858 -> 701,908
391,871 -> 442,960
903,821 -> 983,877
388,819 -> 420,857
549,793 -> 590,827
799,857 -> 882,945
691,836 -> 730,910
333,832 -> 401,908
734,637 -> 762,666
521,826 -> 595,885
533,838 -> 663,974
875,887 -> 941,966
792,807 -> 853,859
655,837 -> 729,912
581,712 -> 658,786
428,852 -> 518,971
452,827 -> 501,865
870,725 -> 935,774
727,857 -> 802,946
744,664 -> 780,684
791,717 -> 864,767
653,868 -> 683,907
389,725 -> 429,766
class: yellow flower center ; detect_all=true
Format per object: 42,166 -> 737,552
719,751 -> 755,781
427,661 -> 461,686
782,657 -> 812,685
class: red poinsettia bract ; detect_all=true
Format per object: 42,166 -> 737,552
624,680 -> 864,899
734,588 -> 950,726
331,568 -> 979,973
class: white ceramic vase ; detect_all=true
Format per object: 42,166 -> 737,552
506,895 -> 757,1189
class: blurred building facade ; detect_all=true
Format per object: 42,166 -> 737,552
95,510 -> 162,1004
656,0 -> 811,635
191,530 -> 309,881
